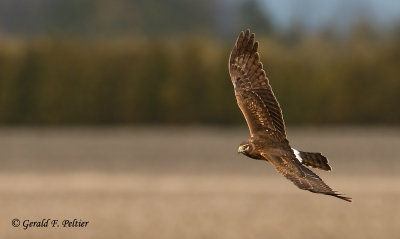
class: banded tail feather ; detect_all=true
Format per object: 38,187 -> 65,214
292,148 -> 332,171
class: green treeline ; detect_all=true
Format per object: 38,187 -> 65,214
0,36 -> 399,125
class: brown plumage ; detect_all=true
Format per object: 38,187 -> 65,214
299,151 -> 331,171
229,29 -> 351,202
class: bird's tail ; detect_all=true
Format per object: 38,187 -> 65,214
299,151 -> 332,171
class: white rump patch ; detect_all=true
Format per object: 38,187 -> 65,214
292,148 -> 303,163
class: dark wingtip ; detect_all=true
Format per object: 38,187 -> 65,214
253,41 -> 259,51
331,191 -> 352,202
244,29 -> 250,39
235,31 -> 244,44
335,194 -> 352,202
237,31 -> 244,43
310,189 -> 352,202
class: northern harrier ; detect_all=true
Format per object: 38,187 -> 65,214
229,29 -> 351,202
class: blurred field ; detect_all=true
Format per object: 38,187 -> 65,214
1,127 -> 400,239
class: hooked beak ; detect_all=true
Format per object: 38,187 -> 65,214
238,145 -> 245,154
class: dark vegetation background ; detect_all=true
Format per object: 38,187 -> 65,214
0,0 -> 399,125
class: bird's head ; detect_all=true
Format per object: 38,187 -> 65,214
238,140 -> 258,159
238,143 -> 250,154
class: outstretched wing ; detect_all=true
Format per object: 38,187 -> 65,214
229,29 -> 286,142
263,150 -> 352,202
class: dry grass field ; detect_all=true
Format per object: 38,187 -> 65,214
0,127 -> 399,239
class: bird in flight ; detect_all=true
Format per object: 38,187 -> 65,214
229,29 -> 351,202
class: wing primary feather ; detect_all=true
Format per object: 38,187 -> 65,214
239,30 -> 250,56
243,33 -> 256,69
253,41 -> 259,52
266,153 -> 352,202
229,29 -> 287,139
